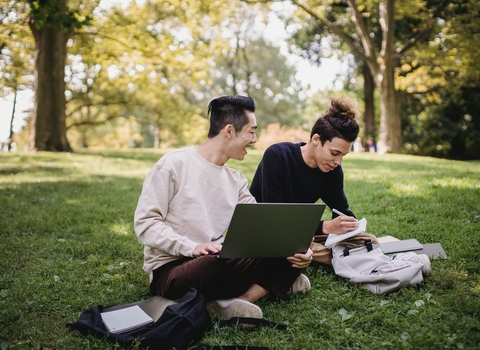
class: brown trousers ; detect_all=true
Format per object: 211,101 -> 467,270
150,255 -> 302,302
311,233 -> 380,265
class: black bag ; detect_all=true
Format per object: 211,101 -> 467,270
67,288 -> 210,350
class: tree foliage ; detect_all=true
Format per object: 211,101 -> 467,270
0,1 -> 34,96
200,4 -> 306,130
2,0 -> 96,151
403,82 -> 480,160
1,1 -> 35,146
399,0 -> 480,159
1,0 -> 479,158
1,0 -> 306,150
263,0 -> 479,155
290,7 -> 378,143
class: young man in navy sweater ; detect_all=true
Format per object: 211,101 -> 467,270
250,97 -> 378,266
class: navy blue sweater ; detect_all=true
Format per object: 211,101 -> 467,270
250,142 -> 355,235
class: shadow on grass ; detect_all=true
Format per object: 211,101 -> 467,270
1,151 -> 480,349
1,174 -> 144,237
76,148 -> 170,163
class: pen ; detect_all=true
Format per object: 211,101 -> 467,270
332,208 -> 348,217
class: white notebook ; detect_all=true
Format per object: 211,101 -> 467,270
101,305 -> 153,334
325,218 -> 367,248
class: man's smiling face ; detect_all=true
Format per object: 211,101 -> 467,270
228,111 -> 257,161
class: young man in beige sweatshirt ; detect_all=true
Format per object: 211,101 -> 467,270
134,95 -> 313,321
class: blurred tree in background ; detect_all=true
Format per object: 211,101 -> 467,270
274,0 -> 480,158
1,0 -> 479,159
199,4 -> 306,130
288,3 -> 378,149
0,1 -> 34,150
27,0 -> 95,151
1,0 -> 305,150
64,0 -> 218,148
399,0 -> 480,159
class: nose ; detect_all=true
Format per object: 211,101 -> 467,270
252,133 -> 257,143
334,155 -> 343,166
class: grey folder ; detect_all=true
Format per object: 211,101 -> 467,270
381,238 -> 424,254
218,203 -> 326,259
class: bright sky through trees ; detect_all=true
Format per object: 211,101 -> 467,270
0,0 -> 344,144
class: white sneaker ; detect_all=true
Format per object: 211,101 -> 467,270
206,298 -> 263,320
288,274 -> 311,294
393,252 -> 432,276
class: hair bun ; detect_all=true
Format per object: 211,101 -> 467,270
325,96 -> 359,121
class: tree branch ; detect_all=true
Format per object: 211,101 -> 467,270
242,0 -> 275,5
75,30 -> 133,50
67,113 -> 119,129
346,0 -> 378,61
397,0 -> 453,54
291,0 -> 368,62
66,97 -> 129,107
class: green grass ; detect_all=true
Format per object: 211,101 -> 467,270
1,149 -> 479,350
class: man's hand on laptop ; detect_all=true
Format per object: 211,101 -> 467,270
287,248 -> 313,269
193,242 -> 222,257
323,216 -> 359,235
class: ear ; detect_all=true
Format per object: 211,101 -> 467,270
224,124 -> 234,139
312,133 -> 321,145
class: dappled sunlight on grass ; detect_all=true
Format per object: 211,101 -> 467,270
390,183 -> 424,196
472,277 -> 480,295
432,177 -> 480,189
1,149 -> 480,349
0,151 -> 154,185
110,223 -> 133,236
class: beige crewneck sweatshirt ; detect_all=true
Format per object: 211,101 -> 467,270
134,146 -> 256,281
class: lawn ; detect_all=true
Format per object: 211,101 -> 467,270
0,149 -> 479,350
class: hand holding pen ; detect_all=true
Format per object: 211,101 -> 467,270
322,208 -> 359,234
332,208 -> 350,217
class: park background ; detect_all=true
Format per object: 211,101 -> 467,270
1,0 -> 480,349
1,0 -> 479,158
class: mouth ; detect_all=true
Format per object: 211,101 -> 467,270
326,164 -> 336,171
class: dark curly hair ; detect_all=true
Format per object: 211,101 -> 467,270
310,96 -> 360,145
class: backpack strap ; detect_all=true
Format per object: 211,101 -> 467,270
365,239 -> 373,251
218,317 -> 287,330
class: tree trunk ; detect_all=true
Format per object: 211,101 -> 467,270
28,25 -> 72,152
293,0 -> 447,154
377,71 -> 402,154
376,0 -> 402,154
7,90 -> 17,151
362,63 -> 375,141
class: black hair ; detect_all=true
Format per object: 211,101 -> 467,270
207,95 -> 256,138
310,96 -> 360,144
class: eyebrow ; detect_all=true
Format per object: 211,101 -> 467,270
332,148 -> 349,156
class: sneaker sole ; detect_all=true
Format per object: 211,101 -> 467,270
289,274 -> 311,294
208,299 -> 263,320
